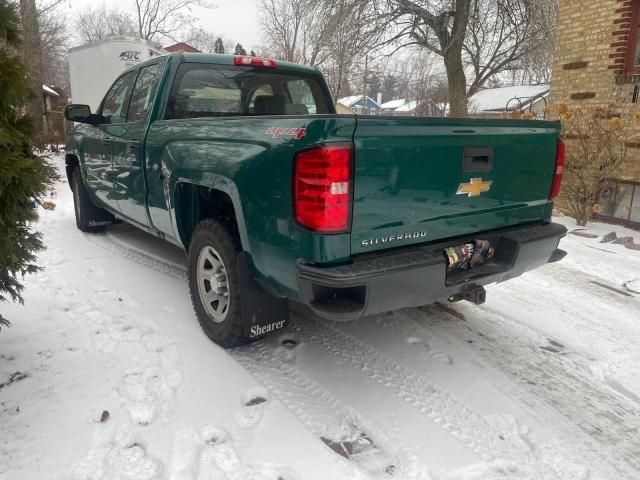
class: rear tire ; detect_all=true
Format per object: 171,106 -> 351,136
71,166 -> 114,233
188,218 -> 255,348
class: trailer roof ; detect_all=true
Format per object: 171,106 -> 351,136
68,36 -> 164,54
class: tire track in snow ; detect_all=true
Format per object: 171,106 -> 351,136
371,307 -> 607,479
401,304 -> 640,480
85,231 -> 188,281
231,340 -> 431,480
288,311 -> 579,480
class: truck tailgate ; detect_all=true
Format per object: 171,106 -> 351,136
351,117 -> 560,255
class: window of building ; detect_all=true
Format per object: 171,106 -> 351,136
598,181 -> 640,225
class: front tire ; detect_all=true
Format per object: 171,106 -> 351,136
71,166 -> 114,233
188,218 -> 255,348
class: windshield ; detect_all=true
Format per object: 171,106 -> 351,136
165,63 -> 333,119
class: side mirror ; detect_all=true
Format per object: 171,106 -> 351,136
64,104 -> 92,123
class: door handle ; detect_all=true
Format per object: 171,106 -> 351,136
463,147 -> 493,172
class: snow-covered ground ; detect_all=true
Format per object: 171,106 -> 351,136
1,154 -> 640,480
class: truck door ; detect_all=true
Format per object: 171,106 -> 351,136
83,70 -> 136,212
106,61 -> 164,227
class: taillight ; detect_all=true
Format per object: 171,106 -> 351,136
550,140 -> 565,199
294,145 -> 353,233
234,56 -> 277,68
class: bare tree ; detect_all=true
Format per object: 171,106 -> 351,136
323,0 -> 385,100
38,1 -> 70,90
297,1 -> 336,67
512,0 -> 558,85
20,0 -> 45,139
385,0 -> 546,116
186,27 -> 217,52
259,0 -> 308,62
385,0 -> 471,116
260,0 -> 384,100
464,0 -> 541,98
75,6 -> 137,43
134,0 -> 212,42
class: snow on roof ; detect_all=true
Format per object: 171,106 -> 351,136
380,99 -> 407,110
337,95 -> 362,107
469,84 -> 549,112
337,95 -> 380,108
43,84 -> 60,97
395,100 -> 418,112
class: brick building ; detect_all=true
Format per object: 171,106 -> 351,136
550,0 -> 640,227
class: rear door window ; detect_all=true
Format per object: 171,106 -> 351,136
100,71 -> 136,123
127,62 -> 164,123
165,64 -> 332,119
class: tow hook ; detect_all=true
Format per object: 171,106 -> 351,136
448,285 -> 486,305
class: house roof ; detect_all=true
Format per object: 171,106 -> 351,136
469,84 -> 549,112
394,100 -> 418,112
164,42 -> 201,53
337,95 -> 380,108
337,95 -> 361,107
380,99 -> 407,110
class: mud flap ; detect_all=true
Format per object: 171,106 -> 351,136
237,252 -> 289,340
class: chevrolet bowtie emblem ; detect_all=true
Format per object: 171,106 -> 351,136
457,178 -> 493,198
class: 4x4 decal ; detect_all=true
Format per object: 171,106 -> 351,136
265,127 -> 307,140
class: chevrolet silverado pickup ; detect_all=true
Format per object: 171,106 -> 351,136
64,53 -> 567,348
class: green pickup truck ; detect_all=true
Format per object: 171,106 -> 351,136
64,53 -> 567,348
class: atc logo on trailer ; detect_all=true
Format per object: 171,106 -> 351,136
119,50 -> 142,66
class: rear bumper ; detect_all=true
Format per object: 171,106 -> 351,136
296,222 -> 567,321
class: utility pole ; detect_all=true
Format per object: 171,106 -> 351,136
361,54 -> 368,115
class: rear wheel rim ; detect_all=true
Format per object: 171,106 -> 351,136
196,245 -> 230,323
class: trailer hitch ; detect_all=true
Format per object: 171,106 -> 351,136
448,285 -> 486,305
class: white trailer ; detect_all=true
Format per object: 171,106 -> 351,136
68,37 -> 165,112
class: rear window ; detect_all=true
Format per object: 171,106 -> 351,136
165,63 -> 333,119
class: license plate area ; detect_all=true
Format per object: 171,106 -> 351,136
444,237 -> 518,286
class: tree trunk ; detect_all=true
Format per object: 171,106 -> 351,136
444,51 -> 468,117
444,0 -> 471,117
19,0 -> 45,142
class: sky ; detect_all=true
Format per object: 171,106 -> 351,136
62,0 -> 262,48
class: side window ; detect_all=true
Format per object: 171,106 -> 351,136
128,62 -> 163,123
286,79 -> 316,114
101,71 -> 135,123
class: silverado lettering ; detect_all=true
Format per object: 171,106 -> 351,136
362,231 -> 427,247
64,52 -> 567,349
